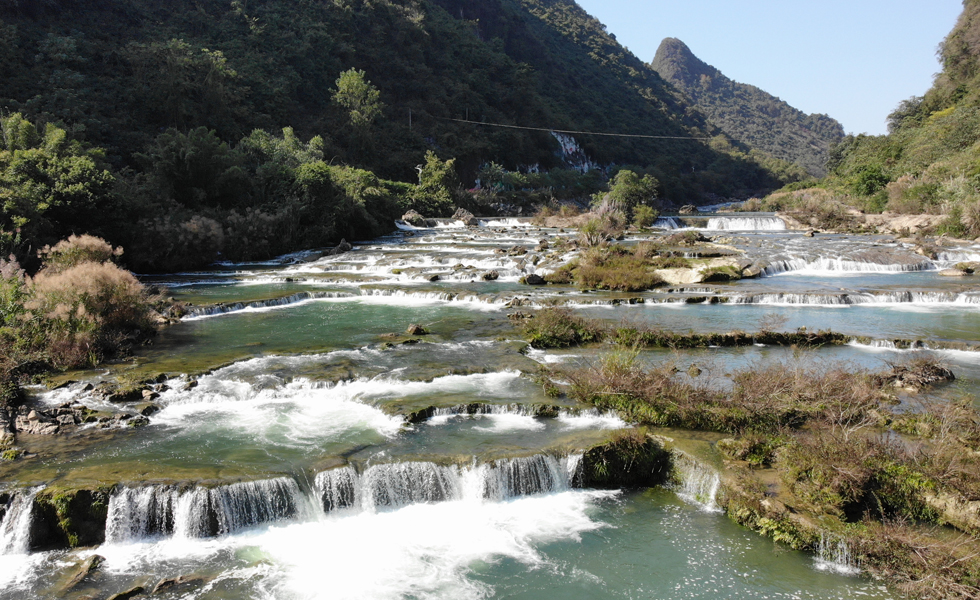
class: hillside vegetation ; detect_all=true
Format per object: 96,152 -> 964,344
652,38 -> 844,177
0,0 -> 807,272
798,0 -> 980,238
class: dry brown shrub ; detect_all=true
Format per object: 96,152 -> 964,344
37,234 -> 122,272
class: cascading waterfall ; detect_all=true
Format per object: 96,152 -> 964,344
105,477 -> 311,542
762,257 -> 935,276
654,217 -> 682,230
313,453 -> 584,514
814,531 -> 860,575
0,488 -> 40,555
674,453 -> 721,512
183,291 -> 355,319
706,217 -> 786,231
727,291 -> 979,306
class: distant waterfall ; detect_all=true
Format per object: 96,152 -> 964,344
653,217 -> 682,229
706,217 -> 786,231
674,453 -> 721,512
814,532 -> 860,575
762,257 -> 934,276
183,291 -> 355,319
0,488 -> 40,554
106,477 -> 312,542
314,453 -> 584,514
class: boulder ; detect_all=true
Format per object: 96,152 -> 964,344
481,270 -> 499,281
401,210 -> 426,226
61,554 -> 105,594
507,245 -> 528,256
678,204 -> 699,214
151,575 -> 209,595
406,324 -> 429,336
939,269 -> 969,277
107,586 -> 145,600
521,274 -> 546,285
451,208 -> 479,227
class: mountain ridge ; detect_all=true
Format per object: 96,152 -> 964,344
652,37 -> 844,177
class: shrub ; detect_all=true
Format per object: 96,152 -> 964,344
632,205 -> 658,228
37,234 -> 123,272
522,307 -> 604,349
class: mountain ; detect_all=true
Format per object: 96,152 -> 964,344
821,0 -> 980,238
0,0 -> 809,271
652,38 -> 844,177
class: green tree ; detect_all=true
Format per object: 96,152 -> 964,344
599,169 -> 660,219
408,151 -> 459,216
333,68 -> 384,128
0,113 -> 115,260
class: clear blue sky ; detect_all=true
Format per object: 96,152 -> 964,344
575,0 -> 963,135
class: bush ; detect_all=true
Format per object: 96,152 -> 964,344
522,307 -> 604,349
37,235 -> 123,272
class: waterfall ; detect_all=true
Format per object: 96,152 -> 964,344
706,217 -> 786,231
0,488 -> 41,555
653,217 -> 682,230
106,486 -> 181,542
106,477 -> 311,542
762,257 -> 934,276
674,453 -> 721,512
314,453 -> 584,514
727,291 -> 976,306
814,532 -> 860,575
362,462 -> 464,509
482,454 -> 568,501
183,291 -> 355,320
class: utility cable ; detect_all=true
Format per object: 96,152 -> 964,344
436,116 -> 712,141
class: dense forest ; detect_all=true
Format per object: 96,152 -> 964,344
652,38 -> 845,178
805,0 -> 980,238
0,0 -> 808,272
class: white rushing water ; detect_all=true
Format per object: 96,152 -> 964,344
673,453 -> 721,512
814,532 -> 860,575
706,216 -> 786,231
314,454 -> 583,513
0,488 -> 41,555
106,478 -> 316,542
762,257 -> 935,276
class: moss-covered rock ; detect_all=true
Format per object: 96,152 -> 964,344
581,430 -> 672,489
30,487 -> 112,551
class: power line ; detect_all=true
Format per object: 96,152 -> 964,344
437,116 -> 712,141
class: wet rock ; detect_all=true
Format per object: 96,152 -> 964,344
493,248 -> 507,255
401,210 -> 426,226
939,268 -> 969,277
678,204 -> 699,214
61,554 -> 105,593
405,406 -> 436,424
183,380 -> 199,391
955,262 -> 977,274
127,415 -> 150,428
16,411 -> 59,435
323,239 -> 353,257
152,574 -> 209,595
105,386 -> 148,403
138,403 -> 161,417
30,488 -> 111,551
107,586 -> 145,600
451,208 -> 479,226
142,389 -> 159,401
427,274 -> 440,282
507,245 -> 528,256
535,239 -> 550,251
406,324 -> 429,335
481,270 -> 499,281
520,274 -> 546,285
803,229 -> 815,237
